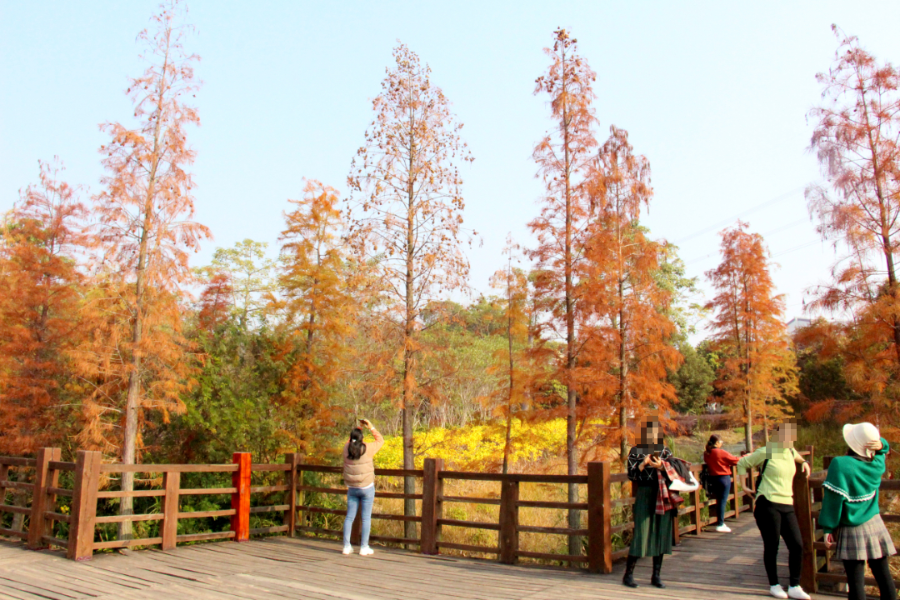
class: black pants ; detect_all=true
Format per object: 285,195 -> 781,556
843,557 -> 897,600
754,496 -> 803,587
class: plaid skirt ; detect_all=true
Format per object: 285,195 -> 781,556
834,514 -> 897,561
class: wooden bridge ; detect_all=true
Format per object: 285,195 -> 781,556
1,445 -> 898,598
0,517 -> 813,599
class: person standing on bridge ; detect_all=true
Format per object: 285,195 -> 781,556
623,415 -> 675,590
342,418 -> 384,556
737,420 -> 812,600
703,434 -> 741,533
821,423 -> 895,600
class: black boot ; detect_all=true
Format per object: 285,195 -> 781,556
623,555 -> 639,588
651,555 -> 666,588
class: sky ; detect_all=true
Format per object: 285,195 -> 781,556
2,1 -> 900,340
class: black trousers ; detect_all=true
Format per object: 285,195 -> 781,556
753,496 -> 803,587
843,557 -> 897,600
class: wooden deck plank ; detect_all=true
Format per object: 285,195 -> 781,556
0,517 -> 826,600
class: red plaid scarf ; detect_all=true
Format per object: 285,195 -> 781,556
655,460 -> 684,515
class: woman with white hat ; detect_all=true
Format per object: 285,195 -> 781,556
821,422 -> 895,600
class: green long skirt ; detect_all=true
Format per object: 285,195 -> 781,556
629,485 -> 674,557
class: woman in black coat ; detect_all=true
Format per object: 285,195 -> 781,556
623,415 -> 675,589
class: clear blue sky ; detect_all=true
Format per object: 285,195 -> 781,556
3,1 -> 899,338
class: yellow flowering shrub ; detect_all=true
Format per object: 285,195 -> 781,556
374,418 -> 571,471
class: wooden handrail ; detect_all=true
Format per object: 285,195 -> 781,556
1,443 -> 838,575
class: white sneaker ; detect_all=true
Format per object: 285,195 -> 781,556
342,545 -> 353,555
769,585 -> 788,599
787,586 -> 811,600
359,546 -> 374,556
715,524 -> 732,533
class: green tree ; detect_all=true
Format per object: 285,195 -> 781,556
669,343 -> 715,414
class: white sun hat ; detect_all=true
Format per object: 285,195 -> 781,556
842,422 -> 881,459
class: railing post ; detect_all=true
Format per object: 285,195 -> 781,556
284,453 -> 299,537
68,450 -> 101,560
587,461 -> 611,573
420,458 -> 443,555
691,468 -> 703,536
498,477 -> 519,564
793,465 -> 817,593
161,471 -> 181,550
732,465 -> 741,520
296,457 -> 305,533
27,447 -> 61,550
231,452 -> 251,542
0,463 -> 9,507
806,445 -> 815,472
821,456 -> 834,579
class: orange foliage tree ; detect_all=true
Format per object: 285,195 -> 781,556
582,126 -> 682,461
274,180 -> 355,454
806,28 -> 900,431
347,42 -> 473,531
487,238 -> 534,474
197,272 -> 233,332
0,159 -> 89,455
529,28 -> 598,550
705,222 -> 798,452
85,0 -> 210,532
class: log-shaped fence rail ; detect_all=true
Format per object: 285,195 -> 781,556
801,453 -> 900,595
5,442 -> 871,586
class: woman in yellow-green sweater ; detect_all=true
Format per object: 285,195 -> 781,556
821,423 -> 895,600
737,421 -> 812,600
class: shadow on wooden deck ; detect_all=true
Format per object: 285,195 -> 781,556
0,516 -> 822,600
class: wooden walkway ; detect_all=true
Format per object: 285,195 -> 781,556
0,517 -> 825,600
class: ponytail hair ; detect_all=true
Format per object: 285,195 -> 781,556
347,428 -> 366,460
705,434 -> 722,455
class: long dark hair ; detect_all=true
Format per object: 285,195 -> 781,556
347,428 -> 366,460
705,434 -> 722,455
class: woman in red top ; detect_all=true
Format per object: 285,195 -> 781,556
704,434 -> 741,533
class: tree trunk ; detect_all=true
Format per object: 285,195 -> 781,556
119,46 -> 169,542
402,126 -> 417,544
558,44 -> 581,558
503,275 -> 514,476
745,399 -> 753,454
10,489 -> 26,532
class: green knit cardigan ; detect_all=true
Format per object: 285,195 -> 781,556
819,438 -> 889,535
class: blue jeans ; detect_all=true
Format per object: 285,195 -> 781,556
343,485 -> 375,548
712,475 -> 732,525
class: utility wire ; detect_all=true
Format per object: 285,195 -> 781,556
673,186 -> 806,245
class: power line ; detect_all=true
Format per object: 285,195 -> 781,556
673,186 -> 806,245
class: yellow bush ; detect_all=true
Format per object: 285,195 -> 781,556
373,418 -> 571,471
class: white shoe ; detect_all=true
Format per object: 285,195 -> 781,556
359,546 -> 374,556
769,585 -> 788,599
787,586 -> 811,600
342,545 -> 353,555
715,524 -> 732,533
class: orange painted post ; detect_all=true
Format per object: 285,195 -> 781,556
27,447 -> 61,550
68,450 -> 101,560
161,471 -> 181,551
231,452 -> 251,542
420,458 -> 443,555
587,461 -> 611,573
284,453 -> 299,537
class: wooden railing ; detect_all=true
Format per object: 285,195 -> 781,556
0,453 -> 38,540
0,446 -> 816,574
798,453 -> 900,594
